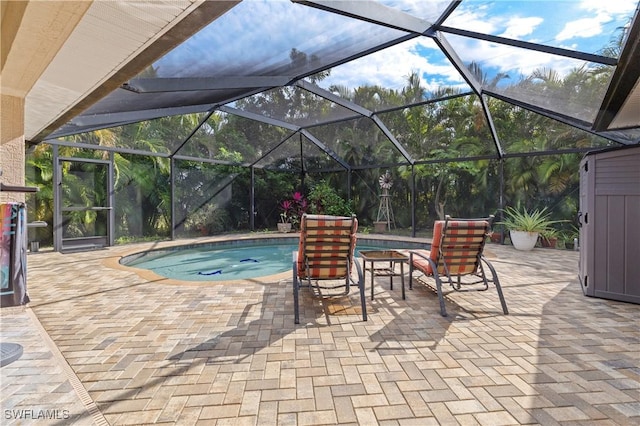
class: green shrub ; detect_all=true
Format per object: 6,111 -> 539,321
308,181 -> 354,216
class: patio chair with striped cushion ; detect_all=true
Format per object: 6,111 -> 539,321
293,214 -> 366,324
407,215 -> 508,317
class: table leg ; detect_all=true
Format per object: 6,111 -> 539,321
400,261 -> 405,299
370,260 -> 375,300
389,261 -> 393,290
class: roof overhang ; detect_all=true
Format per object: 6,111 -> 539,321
1,0 -> 239,143
593,6 -> 640,132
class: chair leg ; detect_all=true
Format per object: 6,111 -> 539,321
345,260 -> 351,295
481,256 -> 508,315
409,254 -> 447,316
293,257 -> 300,324
433,272 -> 448,317
425,258 -> 447,317
354,260 -> 367,321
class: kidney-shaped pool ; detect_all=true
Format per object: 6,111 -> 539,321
120,237 -> 424,282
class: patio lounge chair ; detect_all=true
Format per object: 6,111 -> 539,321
293,214 -> 366,324
407,215 -> 508,317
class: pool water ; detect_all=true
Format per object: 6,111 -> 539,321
123,243 -> 388,282
125,244 -> 297,281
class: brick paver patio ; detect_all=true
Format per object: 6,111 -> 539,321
1,235 -> 639,425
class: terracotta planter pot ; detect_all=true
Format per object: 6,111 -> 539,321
540,236 -> 557,248
490,232 -> 503,243
373,221 -> 387,233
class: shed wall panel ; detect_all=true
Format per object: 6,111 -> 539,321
595,155 -> 640,196
605,196 -> 625,294
582,145 -> 640,304
592,195 -> 608,293
625,196 -> 640,297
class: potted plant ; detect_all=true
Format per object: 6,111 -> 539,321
278,192 -> 308,232
498,206 -> 564,251
561,226 -> 579,250
540,228 -> 559,248
489,224 -> 505,243
373,221 -> 388,233
277,210 -> 292,233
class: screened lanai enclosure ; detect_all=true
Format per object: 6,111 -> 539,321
24,0 -> 640,252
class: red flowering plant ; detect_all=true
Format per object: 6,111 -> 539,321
280,191 -> 308,229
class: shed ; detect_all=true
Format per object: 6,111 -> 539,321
579,144 -> 640,304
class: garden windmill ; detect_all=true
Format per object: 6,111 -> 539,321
376,171 -> 395,231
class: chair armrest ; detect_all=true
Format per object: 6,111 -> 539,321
408,249 -> 430,261
409,249 -> 435,268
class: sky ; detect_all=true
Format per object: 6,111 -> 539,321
151,0 -> 639,97
321,0 -> 639,93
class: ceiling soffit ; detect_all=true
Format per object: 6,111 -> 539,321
25,0 -> 239,142
1,1 -> 91,98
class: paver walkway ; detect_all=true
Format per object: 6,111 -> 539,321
1,235 -> 639,425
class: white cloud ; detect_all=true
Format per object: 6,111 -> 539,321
320,38 -> 465,94
446,35 -> 587,82
556,13 -> 611,41
555,0 -> 637,41
578,0 -> 637,15
446,9 -> 498,34
501,17 -> 544,39
446,6 -> 544,41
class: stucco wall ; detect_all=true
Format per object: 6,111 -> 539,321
1,94 -> 26,204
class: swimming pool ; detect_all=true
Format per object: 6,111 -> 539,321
124,243 -> 297,281
120,237 -> 425,282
